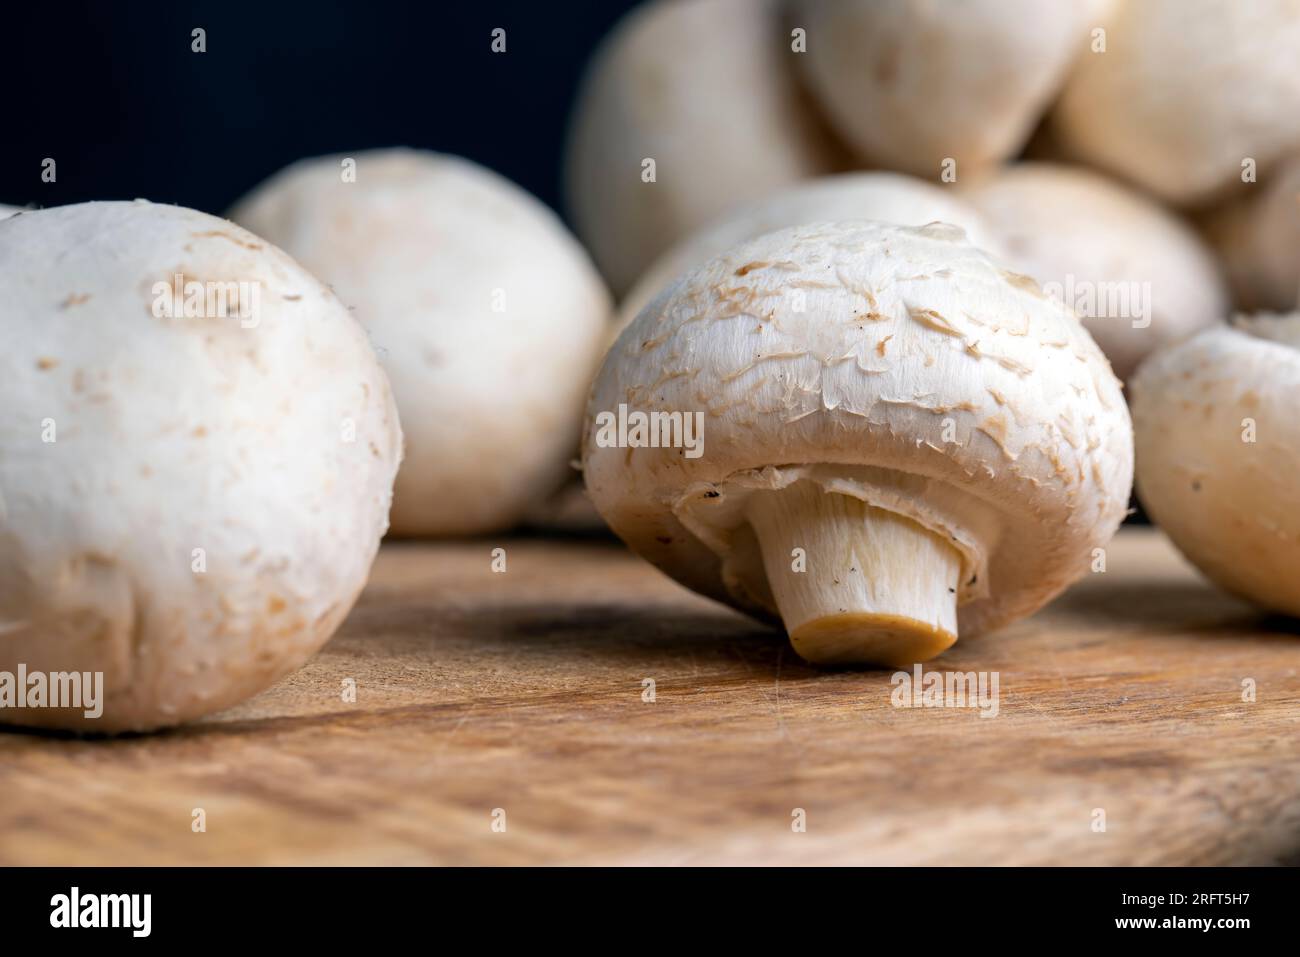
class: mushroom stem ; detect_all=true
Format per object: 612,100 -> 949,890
745,482 -> 962,667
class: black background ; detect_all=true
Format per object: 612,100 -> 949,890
1,0 -> 640,221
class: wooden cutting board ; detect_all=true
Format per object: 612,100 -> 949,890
2,527 -> 1298,865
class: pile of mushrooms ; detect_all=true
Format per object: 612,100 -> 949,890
570,0 -> 1300,653
5,0 -> 1300,731
0,148 -> 614,729
573,0 -> 1300,376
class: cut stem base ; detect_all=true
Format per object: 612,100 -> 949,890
745,482 -> 962,667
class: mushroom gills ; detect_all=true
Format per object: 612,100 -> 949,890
745,481 -> 961,667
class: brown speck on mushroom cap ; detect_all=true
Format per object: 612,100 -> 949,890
583,221 -> 1133,662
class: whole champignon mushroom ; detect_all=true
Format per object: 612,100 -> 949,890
1053,0 -> 1300,205
0,201 -> 402,731
565,0 -> 844,294
618,171 -> 1000,332
1205,157 -> 1300,312
1131,315 -> 1300,616
964,163 -> 1229,380
791,0 -> 1108,177
583,221 -> 1133,665
231,149 -> 611,537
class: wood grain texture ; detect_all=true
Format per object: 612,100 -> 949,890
2,527 -> 1298,865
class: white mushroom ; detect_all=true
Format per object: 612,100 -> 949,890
565,0 -> 843,294
0,201 -> 402,731
0,205 -> 17,219
231,149 -> 611,537
791,0 -> 1108,177
1053,0 -> 1300,205
964,163 -> 1229,379
583,221 -> 1133,666
618,171 -> 1000,331
1132,315 -> 1300,615
1204,157 -> 1300,312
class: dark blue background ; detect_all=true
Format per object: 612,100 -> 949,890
0,0 -> 639,220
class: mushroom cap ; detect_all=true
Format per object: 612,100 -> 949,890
231,149 -> 611,537
0,201 -> 402,731
0,205 -> 17,219
1205,157 -> 1300,312
583,221 -> 1133,637
565,0 -> 842,294
792,0 -> 1108,176
1053,0 -> 1300,205
1132,315 -> 1300,616
964,163 -> 1229,379
619,172 -> 1001,331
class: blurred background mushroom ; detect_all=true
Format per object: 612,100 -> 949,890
962,163 -> 1229,380
1052,0 -> 1300,207
564,0 -> 848,295
230,149 -> 611,537
790,0 -> 1111,177
7,0 -> 1300,544
1203,156 -> 1300,313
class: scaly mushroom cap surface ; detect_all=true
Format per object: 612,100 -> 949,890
964,163 -> 1229,379
0,201 -> 403,731
1132,316 -> 1300,616
583,221 -> 1133,665
1206,157 -> 1300,312
792,0 -> 1108,176
565,0 -> 843,294
619,172 -> 1000,332
1054,0 -> 1300,205
231,149 -> 611,537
